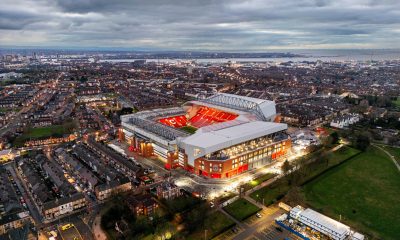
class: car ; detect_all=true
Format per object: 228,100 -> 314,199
48,231 -> 57,237
232,227 -> 239,233
61,223 -> 74,231
256,213 -> 262,218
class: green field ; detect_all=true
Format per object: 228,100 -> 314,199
180,125 -> 197,134
13,125 -> 70,146
380,145 -> 400,164
303,146 -> 400,240
223,198 -> 261,221
250,146 -> 360,206
187,211 -> 235,240
392,97 -> 400,108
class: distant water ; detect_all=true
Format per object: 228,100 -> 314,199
99,49 -> 400,63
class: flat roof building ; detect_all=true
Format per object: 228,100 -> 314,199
290,206 -> 364,240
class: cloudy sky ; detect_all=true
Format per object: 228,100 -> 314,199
1,0 -> 399,50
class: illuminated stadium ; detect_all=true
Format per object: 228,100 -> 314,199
119,93 -> 291,179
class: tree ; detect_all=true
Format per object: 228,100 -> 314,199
281,160 -> 292,175
353,133 -> 370,151
185,203 -> 208,232
330,132 -> 339,145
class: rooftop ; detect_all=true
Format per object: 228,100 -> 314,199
291,206 -> 350,236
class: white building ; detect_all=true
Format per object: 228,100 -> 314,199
330,114 -> 360,129
290,206 -> 364,240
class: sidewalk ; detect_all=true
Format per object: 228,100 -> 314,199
374,144 -> 400,172
92,215 -> 107,240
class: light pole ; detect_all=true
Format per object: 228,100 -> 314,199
204,229 -> 208,240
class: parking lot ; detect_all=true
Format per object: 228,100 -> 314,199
250,225 -> 302,240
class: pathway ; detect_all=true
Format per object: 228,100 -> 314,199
373,144 -> 400,172
92,215 -> 107,240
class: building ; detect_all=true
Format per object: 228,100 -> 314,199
289,206 -> 364,240
0,150 -> 15,164
95,177 -> 132,201
0,211 -> 33,235
85,138 -> 141,179
330,114 -> 360,129
42,193 -> 86,220
154,181 -> 181,200
120,93 -> 291,179
126,194 -> 158,216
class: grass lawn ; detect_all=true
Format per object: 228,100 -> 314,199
380,145 -> 400,164
13,125 -> 70,146
187,211 -> 235,240
180,125 -> 197,134
241,173 -> 276,191
303,146 -> 400,240
0,107 -> 13,113
328,146 -> 360,165
392,97 -> 400,108
25,125 -> 66,138
250,146 -> 360,206
223,198 -> 261,221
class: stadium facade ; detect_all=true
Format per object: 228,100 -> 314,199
119,93 -> 291,179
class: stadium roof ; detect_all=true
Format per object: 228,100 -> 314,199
195,93 -> 277,121
180,121 -> 287,165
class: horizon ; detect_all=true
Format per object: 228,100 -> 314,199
1,46 -> 400,53
1,0 -> 400,50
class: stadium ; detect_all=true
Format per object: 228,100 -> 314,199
119,93 -> 291,179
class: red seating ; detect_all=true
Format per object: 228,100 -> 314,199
189,107 -> 237,128
158,107 -> 238,129
158,115 -> 188,128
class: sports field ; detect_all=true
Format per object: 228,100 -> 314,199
13,125 -> 69,146
303,146 -> 400,240
392,97 -> 400,108
180,125 -> 197,134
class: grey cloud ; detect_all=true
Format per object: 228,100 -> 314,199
0,0 -> 399,49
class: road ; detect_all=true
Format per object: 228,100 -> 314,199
213,143 -> 349,240
0,72 -> 63,137
374,144 -> 400,172
4,162 -> 43,224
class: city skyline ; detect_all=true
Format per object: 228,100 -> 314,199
1,0 -> 400,50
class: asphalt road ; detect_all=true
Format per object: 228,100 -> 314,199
4,162 -> 43,224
